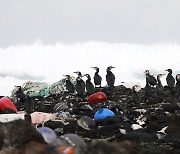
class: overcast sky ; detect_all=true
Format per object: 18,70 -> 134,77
0,0 -> 180,96
0,0 -> 180,47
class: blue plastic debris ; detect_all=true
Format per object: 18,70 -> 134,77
94,108 -> 115,120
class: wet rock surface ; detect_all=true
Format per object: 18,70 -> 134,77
9,85 -> 180,153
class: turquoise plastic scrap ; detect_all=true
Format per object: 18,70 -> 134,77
11,77 -> 76,98
49,79 -> 66,95
23,81 -> 50,97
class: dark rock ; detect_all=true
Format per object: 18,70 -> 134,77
43,120 -> 66,130
121,132 -> 158,142
160,103 -> 180,113
0,119 -> 45,150
4,141 -> 61,154
77,116 -> 95,130
165,110 -> 180,134
7,85 -> 180,153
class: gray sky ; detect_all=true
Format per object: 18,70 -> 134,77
0,0 -> 180,47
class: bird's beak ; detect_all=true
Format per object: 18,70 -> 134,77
144,70 -> 148,73
91,67 -> 96,69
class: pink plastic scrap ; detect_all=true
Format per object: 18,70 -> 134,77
30,112 -> 57,124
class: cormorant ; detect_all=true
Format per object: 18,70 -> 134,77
175,74 -> 180,98
24,91 -> 34,114
176,74 -> 180,83
14,86 -> 27,109
14,86 -> 33,113
144,82 -> 152,103
91,67 -> 102,88
63,75 -> 75,93
132,85 -> 141,104
73,71 -> 86,98
144,70 -> 157,87
14,86 -> 27,102
84,74 -> 95,96
165,69 -> 175,89
106,66 -> 115,88
156,74 -> 165,101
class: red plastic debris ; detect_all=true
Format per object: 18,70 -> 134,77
58,147 -> 74,154
87,92 -> 107,103
0,97 -> 17,112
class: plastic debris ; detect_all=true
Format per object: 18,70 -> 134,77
94,108 -> 115,121
53,102 -> 69,113
87,92 -> 107,103
0,97 -> 17,112
0,113 -> 25,123
37,127 -> 57,145
11,81 -> 49,97
49,79 -> 66,95
131,124 -> 143,130
77,116 -> 95,130
30,112 -> 57,124
57,134 -> 86,147
58,111 -> 71,121
11,77 -> 76,98
58,146 -> 74,154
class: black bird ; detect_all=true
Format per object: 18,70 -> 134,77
14,86 -> 27,110
144,82 -> 153,103
14,86 -> 27,102
63,75 -> 75,93
132,85 -> 141,104
165,69 -> 175,89
73,71 -> 86,98
144,70 -> 157,87
176,74 -> 180,83
84,74 -> 95,96
175,74 -> 180,98
91,67 -> 102,88
156,74 -> 165,101
106,66 -> 115,88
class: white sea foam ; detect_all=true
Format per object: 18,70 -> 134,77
0,41 -> 180,96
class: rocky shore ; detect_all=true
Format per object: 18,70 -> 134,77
0,85 -> 180,154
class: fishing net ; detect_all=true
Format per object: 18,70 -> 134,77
11,76 -> 76,98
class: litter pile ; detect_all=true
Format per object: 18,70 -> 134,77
0,83 -> 180,154
11,77 -> 76,98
